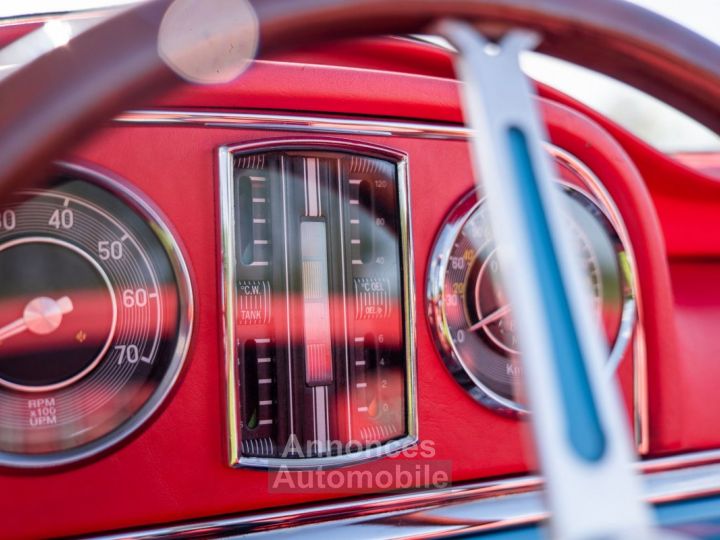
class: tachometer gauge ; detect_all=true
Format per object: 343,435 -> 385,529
427,149 -> 636,415
0,164 -> 192,468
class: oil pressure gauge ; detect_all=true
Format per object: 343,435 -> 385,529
427,148 -> 637,415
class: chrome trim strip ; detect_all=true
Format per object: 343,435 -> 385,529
218,145 -> 241,464
218,137 -> 418,469
116,110 -> 470,140
91,450 -> 720,540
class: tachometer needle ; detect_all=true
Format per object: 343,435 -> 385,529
0,296 -> 74,343
468,303 -> 512,332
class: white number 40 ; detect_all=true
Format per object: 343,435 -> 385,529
49,208 -> 73,229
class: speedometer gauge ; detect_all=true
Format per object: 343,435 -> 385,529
0,164 -> 192,468
427,149 -> 636,415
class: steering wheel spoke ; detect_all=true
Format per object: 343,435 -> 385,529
437,20 -> 656,539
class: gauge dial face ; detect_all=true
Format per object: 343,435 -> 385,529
0,170 -> 192,467
224,144 -> 415,469
428,180 -> 634,414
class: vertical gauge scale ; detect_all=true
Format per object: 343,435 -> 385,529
220,140 -> 416,469
427,147 -> 637,415
0,164 -> 192,468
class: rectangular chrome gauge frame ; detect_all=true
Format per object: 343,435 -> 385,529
218,138 -> 417,469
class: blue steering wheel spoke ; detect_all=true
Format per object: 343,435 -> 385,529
436,20 -> 659,540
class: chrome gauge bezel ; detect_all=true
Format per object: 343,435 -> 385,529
0,161 -> 194,469
427,145 -> 640,416
219,137 -> 417,469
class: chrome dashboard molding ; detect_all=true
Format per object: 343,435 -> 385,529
116,110 -> 471,140
218,137 -> 418,469
91,448 -> 720,540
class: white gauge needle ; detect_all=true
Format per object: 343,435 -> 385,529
0,296 -> 74,343
468,303 -> 512,332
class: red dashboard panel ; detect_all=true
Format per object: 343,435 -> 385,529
1,28 -> 719,540
2,127 -> 525,540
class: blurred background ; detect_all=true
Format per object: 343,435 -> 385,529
522,0 -> 720,153
0,0 -> 719,152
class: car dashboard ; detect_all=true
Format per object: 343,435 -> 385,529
2,15 -> 720,540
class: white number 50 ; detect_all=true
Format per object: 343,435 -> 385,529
98,240 -> 123,260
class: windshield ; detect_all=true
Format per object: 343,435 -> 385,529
523,0 -> 720,153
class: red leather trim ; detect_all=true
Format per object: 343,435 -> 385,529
155,59 -> 465,124
673,153 -> 720,179
538,85 -> 720,258
0,22 -> 41,48
539,98 -> 682,453
539,84 -> 720,453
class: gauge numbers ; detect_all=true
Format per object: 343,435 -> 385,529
0,168 -> 192,467
428,176 -> 634,415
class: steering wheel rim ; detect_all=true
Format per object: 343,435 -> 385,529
0,1 -> 715,535
0,0 -> 718,201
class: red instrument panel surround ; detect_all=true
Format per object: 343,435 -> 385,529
1,30 -> 719,540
